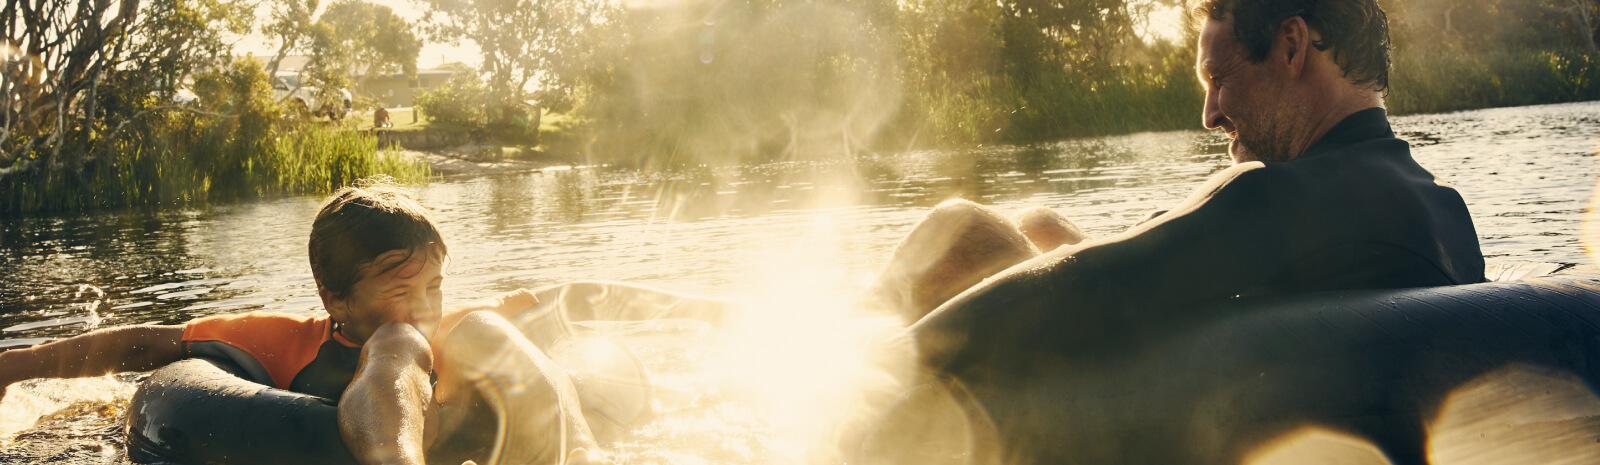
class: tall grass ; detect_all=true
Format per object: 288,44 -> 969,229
262,126 -> 431,195
0,124 -> 430,215
1388,48 -> 1600,115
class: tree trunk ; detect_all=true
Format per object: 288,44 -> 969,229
1562,0 -> 1599,53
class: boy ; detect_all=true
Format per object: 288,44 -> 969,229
0,180 -> 603,465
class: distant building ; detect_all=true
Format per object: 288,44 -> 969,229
360,69 -> 456,108
267,55 -> 456,108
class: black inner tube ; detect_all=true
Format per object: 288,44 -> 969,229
125,357 -> 494,465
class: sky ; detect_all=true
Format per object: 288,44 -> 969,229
1145,5 -> 1186,44
230,0 -> 1187,70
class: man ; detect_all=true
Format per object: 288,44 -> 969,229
859,0 -> 1486,463
878,0 -> 1482,333
374,105 -> 392,128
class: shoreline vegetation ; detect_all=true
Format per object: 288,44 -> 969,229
3,0 -> 1597,216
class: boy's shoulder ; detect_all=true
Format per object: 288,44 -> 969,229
184,312 -> 331,345
183,312 -> 354,390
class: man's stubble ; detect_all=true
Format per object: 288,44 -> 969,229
1233,78 -> 1305,164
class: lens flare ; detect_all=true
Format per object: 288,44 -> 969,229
1242,428 -> 1389,465
1428,365 -> 1600,464
1585,147 -> 1600,268
703,211 -> 916,462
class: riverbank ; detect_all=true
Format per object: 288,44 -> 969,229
395,145 -> 581,177
0,125 -> 430,217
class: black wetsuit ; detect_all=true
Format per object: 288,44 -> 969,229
1144,106 -> 1486,295
915,107 -> 1485,370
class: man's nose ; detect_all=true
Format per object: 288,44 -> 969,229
1202,89 -> 1226,131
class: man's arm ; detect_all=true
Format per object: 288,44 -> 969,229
340,322 -> 434,465
437,289 -> 540,340
0,325 -> 186,398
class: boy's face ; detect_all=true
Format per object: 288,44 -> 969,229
323,248 -> 445,344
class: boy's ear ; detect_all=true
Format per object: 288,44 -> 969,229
319,283 -> 350,322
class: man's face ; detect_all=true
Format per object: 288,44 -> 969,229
327,249 -> 445,344
1197,16 -> 1298,163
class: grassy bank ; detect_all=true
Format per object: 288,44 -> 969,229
1389,49 -> 1600,115
0,125 -> 429,215
0,56 -> 431,216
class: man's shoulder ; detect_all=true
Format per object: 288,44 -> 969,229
1163,160 -> 1305,217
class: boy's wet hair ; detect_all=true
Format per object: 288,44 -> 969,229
309,177 -> 448,299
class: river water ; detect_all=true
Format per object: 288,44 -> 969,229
0,102 -> 1597,463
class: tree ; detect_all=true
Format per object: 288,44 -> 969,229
313,0 -> 425,88
1,0 -> 248,177
1552,0 -> 1599,52
261,0 -> 423,107
419,0 -> 606,124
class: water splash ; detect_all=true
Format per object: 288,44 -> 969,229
73,285 -> 105,331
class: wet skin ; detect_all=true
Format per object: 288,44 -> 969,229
321,249 -> 445,345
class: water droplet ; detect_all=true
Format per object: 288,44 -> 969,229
700,51 -> 714,64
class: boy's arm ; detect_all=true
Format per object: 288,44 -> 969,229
0,325 -> 186,398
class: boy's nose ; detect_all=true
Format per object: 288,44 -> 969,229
402,295 -> 440,332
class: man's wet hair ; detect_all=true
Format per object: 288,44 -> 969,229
1189,0 -> 1392,92
309,177 -> 448,299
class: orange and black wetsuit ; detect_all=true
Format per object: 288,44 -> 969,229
182,313 -> 363,400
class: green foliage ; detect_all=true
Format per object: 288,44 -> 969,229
0,58 -> 430,215
1383,0 -> 1600,114
413,65 -> 541,144
319,0 -> 425,77
559,0 -> 1597,165
264,126 -> 431,195
263,0 -> 423,106
1388,48 -> 1600,114
419,0 -> 605,122
415,68 -> 489,129
10,0 -> 1600,215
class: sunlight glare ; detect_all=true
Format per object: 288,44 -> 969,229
706,210 -> 916,463
1585,144 -> 1600,269
1141,5 -> 1186,44
1428,365 -> 1600,465
1243,428 -> 1391,465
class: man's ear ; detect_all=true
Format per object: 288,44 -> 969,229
320,283 -> 349,322
1277,15 -> 1312,78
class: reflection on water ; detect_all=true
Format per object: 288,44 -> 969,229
0,102 -> 1597,462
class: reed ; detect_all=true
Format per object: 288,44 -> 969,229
1388,48 -> 1600,115
0,123 -> 430,216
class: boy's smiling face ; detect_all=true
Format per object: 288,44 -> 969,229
324,248 -> 445,344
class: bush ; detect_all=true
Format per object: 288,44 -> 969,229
415,70 -> 488,129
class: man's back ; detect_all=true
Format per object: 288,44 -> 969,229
912,108 -> 1484,377
1249,107 -> 1483,293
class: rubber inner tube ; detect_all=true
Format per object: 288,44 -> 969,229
125,357 -> 495,465
125,357 -> 358,465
